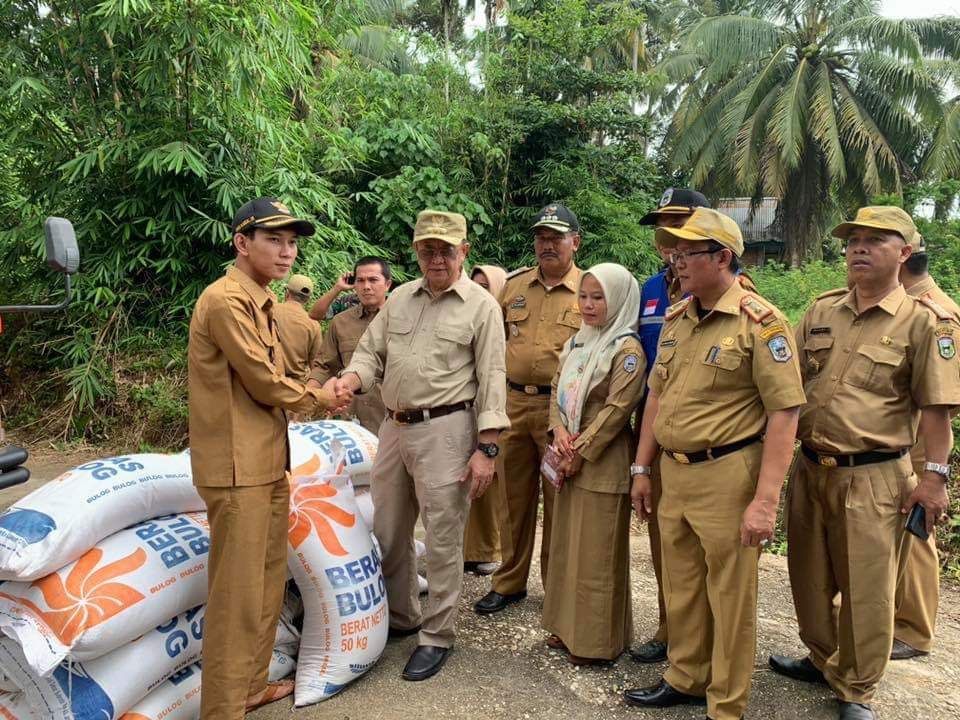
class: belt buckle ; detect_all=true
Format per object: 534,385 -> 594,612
523,385 -> 539,396
673,452 -> 690,464
819,455 -> 837,467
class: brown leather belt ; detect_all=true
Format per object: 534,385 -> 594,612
387,401 -> 473,425
801,444 -> 907,468
663,435 -> 762,465
507,380 -> 552,396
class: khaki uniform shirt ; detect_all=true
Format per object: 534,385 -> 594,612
310,304 -> 385,427
796,284 -> 960,455
344,272 -> 509,432
502,265 -> 582,386
273,300 -> 322,382
649,281 -> 806,452
188,266 -> 333,487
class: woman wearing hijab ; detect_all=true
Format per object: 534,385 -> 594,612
542,263 -> 646,665
463,265 -> 509,574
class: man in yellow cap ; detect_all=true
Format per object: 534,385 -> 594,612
273,274 -> 322,385
769,206 -> 960,720
624,207 -> 805,720
332,210 -> 509,681
891,232 -> 959,660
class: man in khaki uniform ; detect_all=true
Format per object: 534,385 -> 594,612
891,236 -> 958,660
473,203 -> 582,615
310,257 -> 392,434
624,208 -> 805,720
272,274 -> 322,383
770,207 -> 959,720
334,210 -> 508,681
188,197 -> 339,720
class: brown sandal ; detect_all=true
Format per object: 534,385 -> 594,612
566,652 -> 613,667
245,680 -> 294,711
546,634 -> 567,650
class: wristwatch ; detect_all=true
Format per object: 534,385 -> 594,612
630,464 -> 652,477
923,462 -> 951,480
477,442 -> 500,459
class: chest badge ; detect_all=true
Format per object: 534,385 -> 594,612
510,295 -> 526,309
721,336 -> 735,347
880,335 -> 892,345
767,335 -> 793,363
938,336 -> 956,359
511,324 -> 520,337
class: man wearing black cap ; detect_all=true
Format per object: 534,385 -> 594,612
188,197 -> 341,719
474,203 -> 582,615
630,187 -> 710,663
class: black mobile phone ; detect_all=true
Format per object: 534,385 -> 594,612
345,272 -> 355,286
905,503 -> 929,541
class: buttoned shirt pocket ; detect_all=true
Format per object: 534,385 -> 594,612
386,319 -> 415,356
802,336 -> 834,378
845,343 -> 905,393
505,306 -> 530,340
693,348 -> 747,397
654,346 -> 676,382
557,307 -> 581,330
427,323 -> 474,373
258,325 -> 278,365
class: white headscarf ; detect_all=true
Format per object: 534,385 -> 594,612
555,263 -> 641,434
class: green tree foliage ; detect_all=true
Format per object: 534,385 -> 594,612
662,0 -> 960,265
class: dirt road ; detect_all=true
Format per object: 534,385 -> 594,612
6,447 -> 959,719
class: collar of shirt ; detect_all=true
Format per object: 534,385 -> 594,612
685,278 -> 747,320
354,303 -> 382,320
905,275 -> 937,298
834,283 -> 907,316
226,265 -> 275,311
415,270 -> 472,301
530,263 -> 580,291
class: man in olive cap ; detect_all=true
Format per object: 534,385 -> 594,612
273,274 -> 322,384
626,208 -> 805,720
770,206 -> 960,720
334,210 -> 509,681
189,197 -> 342,719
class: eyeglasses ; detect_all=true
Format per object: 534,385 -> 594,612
415,245 -> 459,261
667,248 -> 722,264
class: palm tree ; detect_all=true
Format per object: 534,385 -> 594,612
662,0 -> 960,265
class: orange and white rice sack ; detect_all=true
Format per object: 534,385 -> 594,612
0,689 -> 32,719
0,454 -> 203,582
0,513 -> 210,676
287,473 -> 387,706
0,606 -> 204,720
288,421 -> 378,487
118,651 -> 294,720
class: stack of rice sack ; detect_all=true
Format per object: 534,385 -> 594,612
0,421 -> 387,719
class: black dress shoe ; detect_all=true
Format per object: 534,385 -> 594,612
473,589 -> 527,615
768,654 -> 827,685
838,701 -> 875,719
388,624 -> 421,639
623,679 -> 706,708
890,638 -> 928,661
401,645 -> 450,681
629,639 -> 668,663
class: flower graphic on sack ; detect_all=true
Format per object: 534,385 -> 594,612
290,454 -> 323,482
288,483 -> 355,554
31,547 -> 147,645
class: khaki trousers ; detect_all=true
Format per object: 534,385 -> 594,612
371,410 -> 475,648
197,479 -> 290,720
659,444 -> 763,720
894,529 -> 938,652
463,474 -> 501,563
647,453 -> 667,643
787,454 -> 914,703
491,391 -> 555,595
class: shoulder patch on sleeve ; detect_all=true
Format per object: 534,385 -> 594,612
815,287 -> 848,301
505,265 -> 532,280
664,296 -> 692,321
918,294 -> 955,322
739,294 -> 773,323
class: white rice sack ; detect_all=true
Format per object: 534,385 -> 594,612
0,513 -> 210,676
273,585 -> 300,658
0,454 -> 203,581
287,474 -> 387,706
0,606 -> 203,720
119,651 -> 294,720
288,421 -> 378,487
0,690 -> 33,719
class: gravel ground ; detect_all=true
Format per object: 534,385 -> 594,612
6,446 -> 959,720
